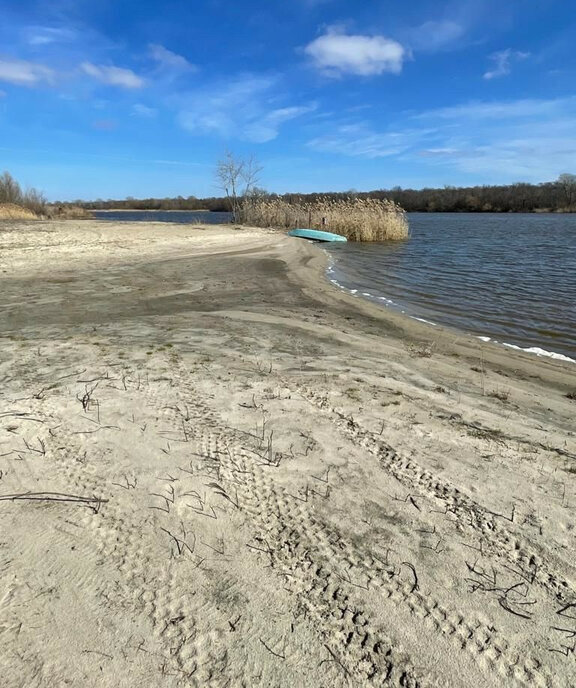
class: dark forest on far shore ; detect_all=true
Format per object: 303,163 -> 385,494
75,174 -> 576,214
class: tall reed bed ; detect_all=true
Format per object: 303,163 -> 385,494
240,197 -> 409,241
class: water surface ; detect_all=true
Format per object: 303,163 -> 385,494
93,210 -> 232,224
327,213 -> 576,360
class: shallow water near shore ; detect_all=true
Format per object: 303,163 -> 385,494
327,213 -> 576,361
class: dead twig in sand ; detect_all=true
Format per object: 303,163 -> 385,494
56,368 -> 86,381
557,603 -> 576,620
239,394 -> 262,410
205,482 -> 239,509
401,562 -> 419,593
71,425 -> 119,435
259,637 -> 285,660
200,535 -> 225,555
334,568 -> 369,591
422,537 -> 445,554
486,504 -> 516,523
228,615 -> 241,632
0,491 -> 107,512
111,474 -> 137,490
77,382 -> 99,413
82,649 -> 113,660
319,644 -> 349,676
22,437 -> 45,455
310,466 -> 331,484
160,523 -> 195,557
0,411 -> 46,423
498,596 -> 535,620
388,491 -> 421,511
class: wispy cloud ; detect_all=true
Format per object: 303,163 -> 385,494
309,123 -> 430,158
177,75 -> 314,142
483,48 -> 529,79
149,43 -> 197,74
81,62 -> 145,88
407,20 -> 465,53
132,103 -> 157,118
307,96 -> 576,182
0,58 -> 55,86
416,97 -> 561,120
24,26 -> 77,46
303,27 -> 406,77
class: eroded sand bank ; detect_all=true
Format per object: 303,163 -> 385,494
1,220 -> 575,687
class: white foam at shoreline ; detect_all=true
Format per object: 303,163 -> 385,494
324,259 -> 574,365
477,336 -> 574,363
502,343 -> 575,363
411,317 -> 437,326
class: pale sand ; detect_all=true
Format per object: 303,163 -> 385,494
0,220 -> 575,687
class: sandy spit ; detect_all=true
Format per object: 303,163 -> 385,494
0,220 -> 575,687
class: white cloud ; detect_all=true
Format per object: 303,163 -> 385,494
81,62 -> 144,88
0,58 -> 55,86
408,20 -> 464,52
132,103 -> 157,118
177,75 -> 314,142
304,28 -> 406,76
149,44 -> 196,73
483,49 -> 529,80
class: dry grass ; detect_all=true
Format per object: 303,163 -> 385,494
0,203 -> 39,220
240,197 -> 409,241
0,172 -> 46,216
47,205 -> 93,219
488,388 -> 510,402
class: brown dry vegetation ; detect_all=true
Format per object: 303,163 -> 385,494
0,203 -> 39,220
240,197 -> 409,241
46,204 -> 93,219
0,171 -> 46,216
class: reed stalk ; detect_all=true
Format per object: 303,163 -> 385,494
239,196 -> 409,241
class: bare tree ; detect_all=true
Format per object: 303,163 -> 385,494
215,151 -> 262,221
558,173 -> 576,209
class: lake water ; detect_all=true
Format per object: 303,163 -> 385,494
327,213 -> 576,361
93,210 -> 575,361
93,210 -> 232,224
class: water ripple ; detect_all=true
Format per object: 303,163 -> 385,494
327,213 -> 576,360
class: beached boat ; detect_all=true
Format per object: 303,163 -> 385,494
288,228 -> 347,243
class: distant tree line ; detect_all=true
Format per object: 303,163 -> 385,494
69,174 -> 576,214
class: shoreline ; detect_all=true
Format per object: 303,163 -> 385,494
1,220 -> 574,686
324,254 -> 575,365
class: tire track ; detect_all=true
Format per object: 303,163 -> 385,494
291,383 -> 575,606
193,432 -> 550,687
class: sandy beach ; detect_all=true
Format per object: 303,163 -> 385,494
1,219 -> 575,687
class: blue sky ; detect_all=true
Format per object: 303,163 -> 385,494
0,0 -> 574,200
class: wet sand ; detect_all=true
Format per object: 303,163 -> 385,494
1,220 -> 575,687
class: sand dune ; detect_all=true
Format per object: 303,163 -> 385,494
0,220 -> 575,687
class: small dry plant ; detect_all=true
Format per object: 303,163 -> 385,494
406,341 -> 434,358
239,196 -> 409,241
488,389 -> 510,402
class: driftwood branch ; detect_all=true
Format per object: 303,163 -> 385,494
0,491 -> 107,512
